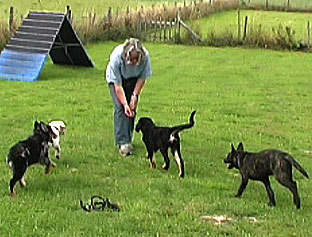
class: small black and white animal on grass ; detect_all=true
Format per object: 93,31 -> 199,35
7,121 -> 56,198
224,142 -> 309,209
135,110 -> 196,178
48,120 -> 67,159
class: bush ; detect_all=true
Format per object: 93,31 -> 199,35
0,22 -> 11,51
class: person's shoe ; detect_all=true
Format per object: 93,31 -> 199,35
127,144 -> 134,154
119,144 -> 131,157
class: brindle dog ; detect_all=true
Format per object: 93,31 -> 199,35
224,142 -> 309,209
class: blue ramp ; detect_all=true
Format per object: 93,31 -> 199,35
0,49 -> 48,81
0,11 -> 94,81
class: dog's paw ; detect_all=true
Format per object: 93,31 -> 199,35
19,180 -> 26,188
150,162 -> 156,169
10,192 -> 17,199
268,202 -> 276,207
45,162 -> 56,175
234,194 -> 242,198
56,155 -> 60,159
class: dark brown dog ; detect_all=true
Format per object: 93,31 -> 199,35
224,142 -> 309,209
135,111 -> 196,178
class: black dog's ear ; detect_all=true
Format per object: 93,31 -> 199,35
34,121 -> 41,132
231,143 -> 235,152
34,121 -> 39,128
237,142 -> 244,152
40,122 -> 49,133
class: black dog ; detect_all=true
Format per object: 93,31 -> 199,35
224,142 -> 309,209
135,111 -> 196,178
7,121 -> 56,198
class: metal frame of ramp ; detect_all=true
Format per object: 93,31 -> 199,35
0,11 -> 94,81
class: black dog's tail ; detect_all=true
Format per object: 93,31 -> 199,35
287,155 -> 309,179
170,111 -> 196,137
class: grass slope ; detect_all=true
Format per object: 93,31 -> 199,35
194,9 -> 312,42
249,0 -> 312,8
0,42 -> 312,236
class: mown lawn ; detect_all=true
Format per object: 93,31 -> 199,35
192,9 -> 312,43
248,0 -> 312,8
0,42 -> 312,236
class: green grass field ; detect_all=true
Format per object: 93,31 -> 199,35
0,42 -> 312,236
0,0 -> 184,22
248,0 -> 312,8
190,9 -> 312,43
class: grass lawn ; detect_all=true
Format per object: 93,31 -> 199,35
248,0 -> 312,8
0,41 -> 312,236
192,9 -> 312,43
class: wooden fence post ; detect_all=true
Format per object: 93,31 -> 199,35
177,11 -> 181,43
164,18 -> 167,41
265,0 -> 269,9
308,20 -> 311,49
152,4 -> 155,17
116,7 -> 119,18
238,8 -> 241,43
107,7 -> 112,26
154,17 -> 157,41
137,12 -> 142,39
169,18 -> 172,41
66,5 -> 72,22
243,16 -> 248,41
125,6 -> 130,28
9,6 -> 14,32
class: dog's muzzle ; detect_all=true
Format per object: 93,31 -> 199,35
224,159 -> 234,169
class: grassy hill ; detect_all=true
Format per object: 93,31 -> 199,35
248,0 -> 312,8
191,9 -> 312,45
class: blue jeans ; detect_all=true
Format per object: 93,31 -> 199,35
109,78 -> 137,146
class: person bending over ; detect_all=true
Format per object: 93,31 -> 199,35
106,38 -> 152,157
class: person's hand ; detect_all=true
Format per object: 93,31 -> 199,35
124,104 -> 135,117
129,94 -> 138,111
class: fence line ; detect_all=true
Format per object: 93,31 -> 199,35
242,0 -> 312,10
137,12 -> 202,43
5,1 -> 312,50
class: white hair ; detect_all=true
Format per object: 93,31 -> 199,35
123,38 -> 147,66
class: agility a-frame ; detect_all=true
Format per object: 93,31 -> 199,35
0,11 -> 94,81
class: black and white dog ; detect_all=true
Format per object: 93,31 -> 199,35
7,121 -> 56,198
135,111 -> 196,178
48,120 -> 67,159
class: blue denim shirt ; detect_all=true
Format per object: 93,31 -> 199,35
106,45 -> 152,84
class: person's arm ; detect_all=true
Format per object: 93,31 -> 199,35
114,84 -> 135,117
129,78 -> 146,111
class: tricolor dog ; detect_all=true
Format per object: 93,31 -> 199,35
48,120 -> 67,159
135,111 -> 196,178
7,121 -> 56,198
